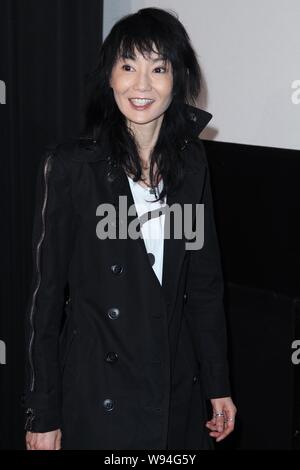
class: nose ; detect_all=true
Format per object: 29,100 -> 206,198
133,70 -> 152,92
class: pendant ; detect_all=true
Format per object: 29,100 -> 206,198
149,187 -> 157,196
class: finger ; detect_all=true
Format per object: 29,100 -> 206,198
216,425 -> 234,442
206,422 -> 218,431
206,419 -> 216,426
215,414 -> 225,433
224,416 -> 235,430
208,410 -> 225,432
216,421 -> 235,442
206,425 -> 217,432
211,414 -> 217,426
206,420 -> 222,432
224,409 -> 236,431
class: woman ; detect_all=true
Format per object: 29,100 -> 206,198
24,7 -> 236,450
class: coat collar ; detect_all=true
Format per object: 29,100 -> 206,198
70,104 -> 212,162
183,103 -> 212,139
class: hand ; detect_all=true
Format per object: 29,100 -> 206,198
206,396 -> 237,443
26,429 -> 62,450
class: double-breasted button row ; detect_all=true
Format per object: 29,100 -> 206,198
111,264 -> 124,275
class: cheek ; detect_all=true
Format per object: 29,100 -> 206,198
159,80 -> 173,100
112,88 -> 129,111
159,75 -> 173,93
112,76 -> 132,95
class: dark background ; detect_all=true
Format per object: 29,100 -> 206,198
0,0 -> 103,449
204,141 -> 300,449
0,0 -> 299,450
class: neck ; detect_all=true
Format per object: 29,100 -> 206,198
127,114 -> 164,165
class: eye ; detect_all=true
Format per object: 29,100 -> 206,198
121,64 -> 133,71
154,66 -> 167,73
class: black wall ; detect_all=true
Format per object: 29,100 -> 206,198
203,140 -> 300,449
0,0 -> 103,450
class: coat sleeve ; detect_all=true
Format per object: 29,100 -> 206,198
184,139 -> 231,399
23,147 -> 74,432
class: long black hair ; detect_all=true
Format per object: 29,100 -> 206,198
81,7 -> 202,202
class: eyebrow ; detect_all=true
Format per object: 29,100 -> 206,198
151,57 -> 166,62
122,55 -> 166,62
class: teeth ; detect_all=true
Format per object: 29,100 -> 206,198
130,98 -> 154,105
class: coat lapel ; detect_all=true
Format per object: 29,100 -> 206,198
107,147 -> 207,312
161,163 -> 206,310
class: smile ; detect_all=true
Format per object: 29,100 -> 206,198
129,98 -> 155,110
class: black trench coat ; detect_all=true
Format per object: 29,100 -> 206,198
23,104 -> 231,450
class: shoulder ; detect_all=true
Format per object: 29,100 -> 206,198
43,137 -> 108,168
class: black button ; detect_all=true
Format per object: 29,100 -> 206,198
111,264 -> 124,275
103,399 -> 114,411
193,375 -> 198,383
107,308 -> 120,320
183,292 -> 188,304
148,252 -> 155,267
105,352 -> 119,363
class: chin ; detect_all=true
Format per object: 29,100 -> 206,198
128,115 -> 161,125
124,109 -> 156,122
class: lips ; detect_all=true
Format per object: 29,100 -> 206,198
128,98 -> 155,111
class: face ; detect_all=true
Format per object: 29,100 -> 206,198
109,46 -> 173,127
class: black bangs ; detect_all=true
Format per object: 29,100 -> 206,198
112,9 -> 181,67
117,37 -> 169,63
116,32 -> 173,62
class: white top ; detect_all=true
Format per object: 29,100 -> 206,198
127,175 -> 167,285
